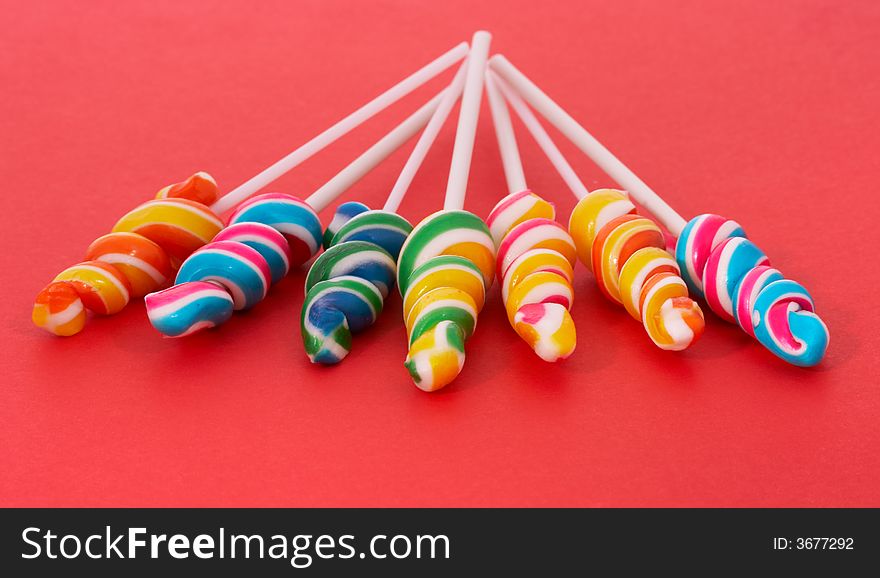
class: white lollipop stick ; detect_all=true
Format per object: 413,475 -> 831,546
492,71 -> 590,200
382,60 -> 469,213
484,70 -> 527,195
489,54 -> 687,236
305,91 -> 444,212
210,41 -> 469,215
444,31 -> 492,211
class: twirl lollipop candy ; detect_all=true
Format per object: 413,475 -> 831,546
148,90 -> 447,337
301,59 -> 469,364
396,31 -> 496,391
34,41 -> 468,337
491,55 -> 828,365
483,71 -> 577,361
32,172 -> 222,336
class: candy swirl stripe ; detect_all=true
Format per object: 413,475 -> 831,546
145,281 -> 235,338
752,279 -> 828,366
640,273 -> 704,350
213,222 -> 292,285
405,287 -> 478,345
112,198 -> 224,262
733,266 -> 784,337
396,210 -> 497,390
323,201 -> 370,249
490,192 -> 577,362
402,256 -> 486,321
174,241 -> 271,310
85,232 -> 173,298
675,214 -> 828,366
496,218 -> 577,278
300,206 -> 411,365
485,189 -> 555,246
591,215 -> 666,304
34,173 -> 223,336
305,241 -> 397,299
501,248 -> 573,303
567,188 -> 636,270
54,261 -> 132,315
329,210 -> 413,260
617,247 -> 680,321
32,282 -> 87,337
674,213 -> 746,297
702,237 -> 769,323
227,193 -> 323,268
514,303 -> 576,362
396,210 -> 495,297
300,276 -> 384,364
569,190 -> 704,351
404,320 -> 466,393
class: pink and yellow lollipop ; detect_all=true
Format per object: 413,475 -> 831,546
484,72 -> 577,361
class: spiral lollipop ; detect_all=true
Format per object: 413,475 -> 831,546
147,90 -> 447,337
491,55 -> 828,365
675,218 -> 828,366
395,31 -> 496,392
483,71 -> 577,361
301,60 -> 468,364
32,174 -> 223,336
33,41 -> 468,337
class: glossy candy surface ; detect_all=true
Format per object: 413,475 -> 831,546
299,204 -> 412,365
675,214 -> 828,365
213,222 -> 292,285
145,281 -> 234,338
322,201 -> 370,249
329,210 -> 413,260
300,276 -> 384,364
32,282 -> 87,337
33,172 -> 220,336
396,210 -> 496,390
488,192 -> 577,362
305,241 -> 396,299
85,232 -> 173,297
175,241 -> 271,311
155,172 -> 221,206
112,197 -> 223,263
227,193 -> 322,268
569,190 -> 704,351
53,261 -> 132,315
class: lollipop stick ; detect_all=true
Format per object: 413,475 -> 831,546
489,54 -> 687,236
305,91 -> 444,212
492,71 -> 590,200
382,60 -> 469,213
210,42 -> 469,215
444,31 -> 492,211
484,70 -> 527,195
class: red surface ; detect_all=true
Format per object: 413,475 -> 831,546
2,0 -> 879,507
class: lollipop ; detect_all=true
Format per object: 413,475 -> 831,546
34,41 -> 468,336
483,71 -> 577,361
32,174 -> 222,336
147,89 -> 448,337
491,55 -> 828,366
302,59 -> 469,364
493,68 -> 704,351
397,31 -> 496,391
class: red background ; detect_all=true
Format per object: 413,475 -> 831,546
2,0 -> 879,507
